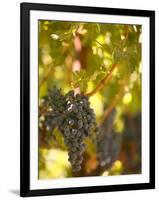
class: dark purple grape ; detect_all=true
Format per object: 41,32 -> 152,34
41,88 -> 100,172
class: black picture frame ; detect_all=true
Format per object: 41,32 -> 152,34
20,2 -> 155,197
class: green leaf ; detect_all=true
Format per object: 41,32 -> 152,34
51,30 -> 72,41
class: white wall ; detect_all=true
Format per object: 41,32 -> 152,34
0,0 -> 158,199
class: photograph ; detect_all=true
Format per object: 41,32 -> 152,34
38,20 -> 142,179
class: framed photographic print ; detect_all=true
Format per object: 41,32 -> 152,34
20,2 -> 155,197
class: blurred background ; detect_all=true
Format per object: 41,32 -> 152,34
38,20 -> 141,179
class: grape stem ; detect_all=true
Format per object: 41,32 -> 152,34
86,63 -> 117,97
94,39 -> 104,48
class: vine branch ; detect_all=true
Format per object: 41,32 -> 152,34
39,63 -> 54,87
86,63 -> 117,97
124,25 -> 129,40
86,25 -> 129,98
100,88 -> 124,125
99,77 -> 129,125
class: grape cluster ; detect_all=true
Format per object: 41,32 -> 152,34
97,131 -> 122,169
39,89 -> 67,147
40,88 -> 99,172
44,88 -> 66,132
60,91 -> 98,171
96,110 -> 122,169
